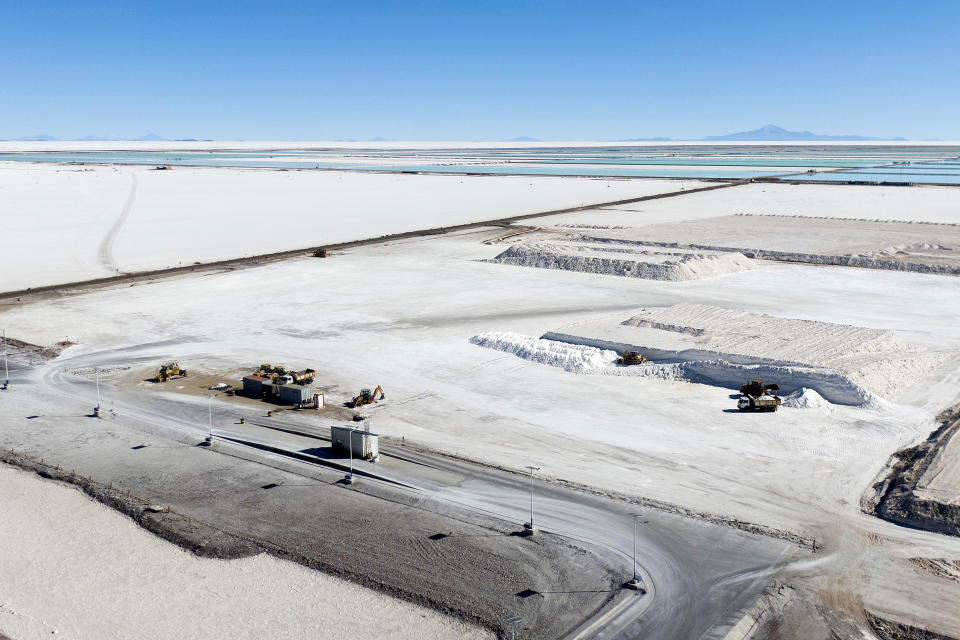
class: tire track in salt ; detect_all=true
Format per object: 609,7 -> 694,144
98,172 -> 138,273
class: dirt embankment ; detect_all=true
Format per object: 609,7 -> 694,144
864,405 -> 960,537
0,446 -> 621,640
867,612 -> 960,640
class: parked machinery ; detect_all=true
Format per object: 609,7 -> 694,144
350,385 -> 385,408
289,368 -> 316,384
616,350 -> 647,365
155,362 -> 187,382
253,364 -> 315,385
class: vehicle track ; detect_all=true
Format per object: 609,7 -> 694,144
97,172 -> 137,273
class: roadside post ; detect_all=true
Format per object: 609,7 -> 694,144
2,329 -> 9,390
93,368 -> 101,418
626,514 -> 645,591
344,427 -> 356,484
505,615 -> 523,640
523,465 -> 541,535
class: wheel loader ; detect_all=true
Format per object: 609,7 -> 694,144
350,385 -> 385,408
155,362 -> 187,383
739,380 -> 779,396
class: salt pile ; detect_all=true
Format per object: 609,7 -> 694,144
469,332 -> 617,373
782,388 -> 832,410
622,303 -> 913,366
541,303 -> 951,404
489,240 -> 755,281
469,332 -> 681,379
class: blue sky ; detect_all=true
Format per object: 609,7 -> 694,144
2,0 -> 958,140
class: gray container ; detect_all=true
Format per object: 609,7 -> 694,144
331,425 -> 379,459
276,383 -> 311,405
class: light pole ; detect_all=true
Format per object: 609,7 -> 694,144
344,427 -> 356,484
2,329 -> 8,390
504,615 -> 522,640
626,514 -> 645,591
93,368 -> 102,418
205,395 -> 214,444
523,465 -> 541,535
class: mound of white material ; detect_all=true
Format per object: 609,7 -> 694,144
469,332 -> 681,379
545,303 -> 950,403
782,388 -> 832,410
470,331 -> 618,373
491,242 -> 755,281
623,303 -> 913,366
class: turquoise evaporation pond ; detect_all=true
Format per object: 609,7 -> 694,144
535,157 -> 880,168
793,171 -> 960,185
0,151 -> 787,179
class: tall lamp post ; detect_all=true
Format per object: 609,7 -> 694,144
2,329 -> 9,391
523,465 -> 541,535
344,427 -> 356,484
626,514 -> 645,591
93,368 -> 102,418
205,395 -> 214,444
504,615 -> 523,640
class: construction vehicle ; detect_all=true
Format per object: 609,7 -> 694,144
350,385 -> 385,408
616,350 -> 647,365
254,364 -> 315,385
289,368 -> 316,385
737,379 -> 781,412
738,394 -> 781,412
739,380 -> 780,396
155,362 -> 187,382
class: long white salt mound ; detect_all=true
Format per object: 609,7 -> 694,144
490,241 -> 755,281
469,332 -> 680,379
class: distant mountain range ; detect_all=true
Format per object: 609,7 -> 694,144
701,124 -> 906,142
624,125 -> 907,142
4,126 -> 915,143
4,133 -> 210,142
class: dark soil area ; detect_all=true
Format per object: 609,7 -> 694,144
0,444 -> 621,640
868,612 -> 960,640
867,405 -> 960,537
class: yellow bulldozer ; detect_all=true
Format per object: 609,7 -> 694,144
350,385 -> 385,408
155,362 -> 187,383
616,350 -> 647,365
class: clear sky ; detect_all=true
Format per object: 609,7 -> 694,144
2,0 -> 958,140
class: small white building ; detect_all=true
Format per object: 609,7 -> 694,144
331,425 -> 378,459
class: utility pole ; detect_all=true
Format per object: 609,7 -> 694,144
205,395 -> 214,445
523,466 -> 541,535
626,514 -> 644,590
2,329 -> 8,390
93,369 -> 101,418
504,615 -> 522,640
344,428 -> 356,484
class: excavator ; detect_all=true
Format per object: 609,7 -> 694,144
616,350 -> 647,365
350,385 -> 385,408
155,362 -> 187,383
